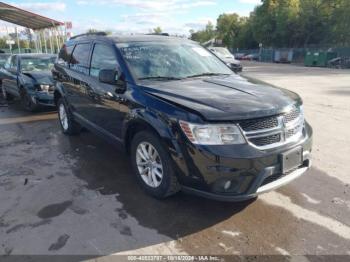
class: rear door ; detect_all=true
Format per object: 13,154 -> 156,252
64,43 -> 92,117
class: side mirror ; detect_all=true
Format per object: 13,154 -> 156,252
99,69 -> 127,94
99,69 -> 119,85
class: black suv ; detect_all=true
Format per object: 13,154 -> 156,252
53,33 -> 312,201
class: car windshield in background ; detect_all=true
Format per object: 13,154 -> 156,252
0,54 -> 10,67
21,56 -> 56,72
211,47 -> 234,59
117,42 -> 232,80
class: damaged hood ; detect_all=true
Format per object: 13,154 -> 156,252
141,74 -> 301,121
22,71 -> 53,85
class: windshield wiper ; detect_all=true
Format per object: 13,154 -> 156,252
138,76 -> 183,81
185,73 -> 230,78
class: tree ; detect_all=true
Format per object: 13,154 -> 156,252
250,0 -> 300,47
216,13 -> 244,48
153,27 -> 162,34
328,0 -> 350,46
189,0 -> 349,48
190,21 -> 215,43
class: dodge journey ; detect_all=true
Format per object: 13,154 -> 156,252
53,33 -> 312,201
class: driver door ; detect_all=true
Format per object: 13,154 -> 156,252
84,43 -> 124,140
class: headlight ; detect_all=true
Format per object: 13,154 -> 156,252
39,84 -> 50,92
179,121 -> 246,145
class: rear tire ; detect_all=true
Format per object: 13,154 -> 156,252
130,131 -> 180,199
20,88 -> 38,112
57,98 -> 81,135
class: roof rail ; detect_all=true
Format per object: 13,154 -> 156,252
69,32 -> 107,40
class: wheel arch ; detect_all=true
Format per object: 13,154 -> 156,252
123,110 -> 176,155
54,83 -> 65,106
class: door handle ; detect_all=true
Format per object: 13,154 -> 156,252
105,91 -> 114,98
104,92 -> 125,102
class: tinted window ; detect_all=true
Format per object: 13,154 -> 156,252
58,45 -> 74,66
0,54 -> 10,68
90,44 -> 118,77
70,43 -> 91,74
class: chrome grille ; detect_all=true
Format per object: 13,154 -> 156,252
285,123 -> 302,139
240,117 -> 278,132
283,107 -> 300,124
239,105 -> 304,149
250,134 -> 281,147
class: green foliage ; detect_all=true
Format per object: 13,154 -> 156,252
190,0 -> 350,48
153,27 -> 162,34
0,36 -> 35,51
189,21 -> 215,43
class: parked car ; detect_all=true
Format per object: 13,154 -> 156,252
234,53 -> 247,60
1,53 -> 56,111
327,56 -> 350,69
209,47 -> 242,73
242,53 -> 259,61
53,33 -> 312,201
0,53 -> 11,69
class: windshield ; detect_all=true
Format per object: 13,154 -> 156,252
0,55 -> 10,67
20,56 -> 56,72
117,42 -> 232,80
211,48 -> 234,59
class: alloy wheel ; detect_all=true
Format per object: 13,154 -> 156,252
59,103 -> 69,131
136,142 -> 163,188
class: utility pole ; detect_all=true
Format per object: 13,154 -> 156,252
48,29 -> 53,54
5,25 -> 12,54
15,27 -> 21,54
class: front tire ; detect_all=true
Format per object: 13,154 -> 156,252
1,85 -> 14,101
130,131 -> 180,199
20,89 -> 38,112
57,98 -> 81,135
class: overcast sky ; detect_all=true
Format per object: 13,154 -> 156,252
5,0 -> 261,35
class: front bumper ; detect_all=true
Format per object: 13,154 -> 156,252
182,154 -> 311,202
172,122 -> 313,201
230,64 -> 243,72
28,90 -> 55,107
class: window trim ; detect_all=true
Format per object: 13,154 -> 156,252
58,44 -> 75,68
89,42 -> 119,78
68,42 -> 92,73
